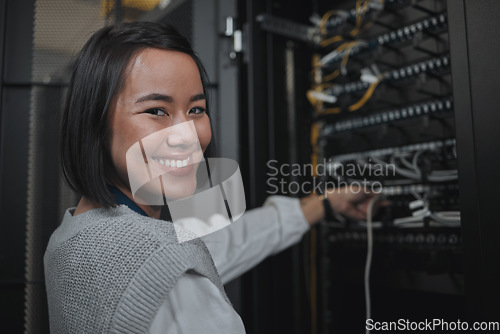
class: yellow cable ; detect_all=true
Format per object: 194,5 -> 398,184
359,0 -> 370,27
335,42 -> 351,52
351,0 -> 371,36
310,122 -> 319,176
311,54 -> 322,84
348,78 -> 382,111
319,11 -> 337,37
354,0 -> 363,31
322,69 -> 339,82
340,41 -> 357,73
319,107 -> 342,115
316,41 -> 352,69
358,21 -> 374,34
306,90 -> 318,106
320,35 -> 343,47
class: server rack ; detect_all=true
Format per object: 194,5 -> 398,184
241,0 -> 500,333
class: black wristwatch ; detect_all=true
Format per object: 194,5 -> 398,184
322,196 -> 336,221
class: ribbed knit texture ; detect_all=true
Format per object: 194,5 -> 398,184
44,205 -> 229,334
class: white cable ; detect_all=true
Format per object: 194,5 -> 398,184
428,174 -> 458,182
308,90 -> 338,103
309,14 -> 322,25
358,211 -> 461,228
374,155 -> 458,182
319,49 -> 341,66
430,213 -> 461,226
398,154 -> 418,172
365,196 -> 380,334
412,150 -> 423,171
319,40 -> 368,66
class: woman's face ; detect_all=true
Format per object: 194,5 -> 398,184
108,48 -> 212,202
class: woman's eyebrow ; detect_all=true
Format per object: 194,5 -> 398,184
136,93 -> 173,103
135,93 -> 206,103
190,94 -> 206,102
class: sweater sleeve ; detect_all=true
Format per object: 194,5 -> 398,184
200,195 -> 310,284
148,273 -> 245,334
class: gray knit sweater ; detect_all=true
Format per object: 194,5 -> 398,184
44,205 -> 228,334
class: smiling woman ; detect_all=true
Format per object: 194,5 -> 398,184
106,48 -> 211,213
59,22 -> 214,214
44,21 -> 374,334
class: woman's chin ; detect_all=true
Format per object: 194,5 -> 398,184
130,178 -> 196,205
162,179 -> 197,202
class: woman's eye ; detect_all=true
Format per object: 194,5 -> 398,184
189,107 -> 206,115
145,108 -> 167,116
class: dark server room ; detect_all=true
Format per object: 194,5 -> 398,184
1,0 -> 499,333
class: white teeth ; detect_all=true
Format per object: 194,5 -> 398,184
154,155 -> 191,168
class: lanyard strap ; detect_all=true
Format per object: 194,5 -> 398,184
108,185 -> 148,217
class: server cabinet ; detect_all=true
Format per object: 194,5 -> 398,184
241,0 -> 500,332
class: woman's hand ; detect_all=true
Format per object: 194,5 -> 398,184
300,185 -> 383,226
327,185 -> 377,221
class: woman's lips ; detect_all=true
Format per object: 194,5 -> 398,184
150,154 -> 195,177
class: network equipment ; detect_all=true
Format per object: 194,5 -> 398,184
259,0 -> 460,332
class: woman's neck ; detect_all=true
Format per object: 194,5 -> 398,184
113,184 -> 161,219
73,185 -> 161,219
73,196 -> 102,216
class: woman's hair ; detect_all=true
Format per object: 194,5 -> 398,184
61,21 -> 215,207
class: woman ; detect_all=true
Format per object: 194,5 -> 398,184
44,21 -> 373,333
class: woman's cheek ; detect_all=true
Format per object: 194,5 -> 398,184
196,117 -> 212,152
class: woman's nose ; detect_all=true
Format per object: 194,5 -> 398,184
166,120 -> 199,148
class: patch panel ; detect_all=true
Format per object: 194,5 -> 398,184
320,97 -> 452,135
327,138 -> 455,163
319,13 -> 448,67
321,55 -> 449,98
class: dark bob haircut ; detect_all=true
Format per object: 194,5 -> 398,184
61,21 -> 215,208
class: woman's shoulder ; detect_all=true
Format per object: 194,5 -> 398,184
68,205 -> 173,235
44,205 -> 207,294
45,205 -> 182,264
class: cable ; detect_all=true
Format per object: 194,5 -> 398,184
340,42 -> 358,75
357,211 -> 461,228
319,40 -> 367,67
398,154 -> 418,172
322,69 -> 340,82
316,0 -> 384,40
361,154 -> 458,183
307,90 -> 337,104
309,122 -> 321,334
348,77 -> 382,111
430,212 -> 460,226
310,227 -> 317,334
412,150 -> 423,172
319,10 -> 339,37
307,83 -> 334,106
310,122 -> 320,177
352,0 -> 370,36
320,35 -> 343,47
318,107 -> 342,115
365,195 -> 380,334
